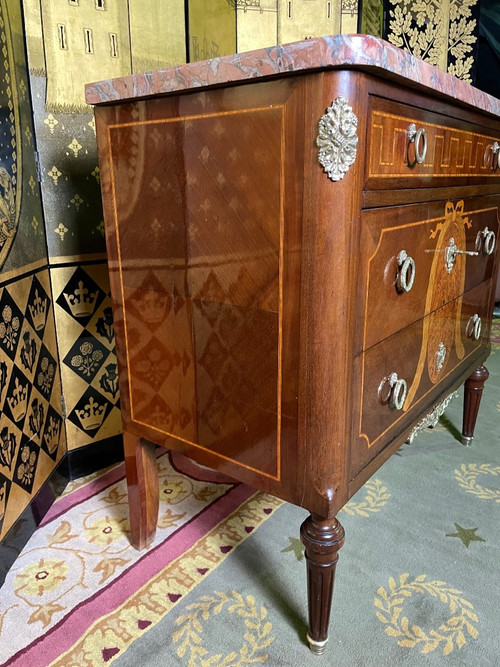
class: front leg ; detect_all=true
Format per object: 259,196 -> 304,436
300,515 -> 345,654
462,365 -> 489,446
123,430 -> 159,549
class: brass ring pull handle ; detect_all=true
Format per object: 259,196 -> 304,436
475,227 -> 496,255
485,229 -> 496,254
466,314 -> 482,341
396,249 -> 416,292
484,141 -> 500,170
408,124 -> 427,164
378,372 -> 408,410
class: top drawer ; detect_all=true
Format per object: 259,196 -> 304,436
365,96 -> 500,191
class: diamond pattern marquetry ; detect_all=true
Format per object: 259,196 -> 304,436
123,271 -> 196,443
110,106 -> 283,476
129,337 -> 175,392
126,271 -> 172,333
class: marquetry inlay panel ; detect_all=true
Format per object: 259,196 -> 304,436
367,109 -> 500,180
108,106 -> 285,480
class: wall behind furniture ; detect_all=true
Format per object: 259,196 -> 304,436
360,0 -> 482,83
0,0 -> 65,541
22,0 -> 187,460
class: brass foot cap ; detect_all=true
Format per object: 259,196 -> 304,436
307,633 -> 328,655
461,435 -> 473,447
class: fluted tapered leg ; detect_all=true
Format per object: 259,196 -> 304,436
462,365 -> 489,446
123,430 -> 159,550
300,515 -> 345,655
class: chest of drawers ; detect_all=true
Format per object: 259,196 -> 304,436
87,35 -> 500,654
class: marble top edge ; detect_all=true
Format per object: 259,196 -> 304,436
85,34 -> 500,117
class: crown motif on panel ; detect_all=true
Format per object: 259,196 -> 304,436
0,481 -> 6,522
75,396 -> 106,431
28,289 -> 48,330
7,377 -> 28,422
43,415 -> 61,454
132,290 -> 168,325
63,281 -> 98,318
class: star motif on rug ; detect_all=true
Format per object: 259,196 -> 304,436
281,537 -> 304,561
445,523 -> 486,548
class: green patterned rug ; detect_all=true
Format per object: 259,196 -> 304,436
1,341 -> 499,666
116,345 -> 500,665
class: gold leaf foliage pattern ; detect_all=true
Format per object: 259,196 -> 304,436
173,590 -> 275,665
374,573 -> 478,654
386,0 -> 479,82
454,463 -> 500,502
341,479 -> 391,517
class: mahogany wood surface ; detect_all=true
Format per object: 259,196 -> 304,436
462,365 -> 490,445
123,431 -> 159,550
364,95 -> 500,191
300,515 -> 345,654
356,196 -> 499,353
93,57 -> 500,654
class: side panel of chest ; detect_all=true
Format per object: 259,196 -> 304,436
95,76 -> 315,500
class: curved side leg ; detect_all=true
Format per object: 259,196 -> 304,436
462,365 -> 489,446
300,515 -> 345,655
123,430 -> 159,549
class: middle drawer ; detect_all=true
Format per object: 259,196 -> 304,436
356,196 -> 499,353
351,279 -> 492,478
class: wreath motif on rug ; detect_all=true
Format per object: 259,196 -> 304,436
173,590 -> 274,665
455,464 -> 500,502
341,479 -> 391,517
374,573 -> 478,655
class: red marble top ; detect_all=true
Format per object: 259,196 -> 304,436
85,34 -> 500,118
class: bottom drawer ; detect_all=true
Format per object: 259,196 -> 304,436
351,281 -> 491,478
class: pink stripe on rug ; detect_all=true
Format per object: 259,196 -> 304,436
7,482 -> 255,667
40,463 -> 128,526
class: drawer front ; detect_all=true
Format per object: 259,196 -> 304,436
351,281 -> 492,478
365,96 -> 500,191
358,197 -> 499,353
